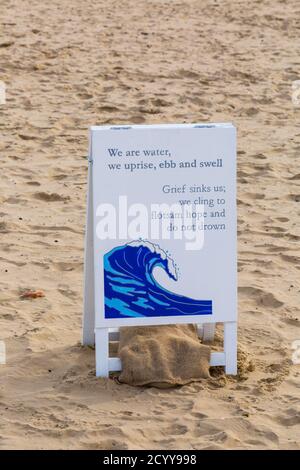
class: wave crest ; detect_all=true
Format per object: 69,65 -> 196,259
104,240 -> 212,318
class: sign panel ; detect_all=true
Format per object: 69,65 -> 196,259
89,123 -> 236,328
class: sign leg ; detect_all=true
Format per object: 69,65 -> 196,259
202,323 -> 216,342
95,328 -> 109,377
224,321 -> 237,375
82,160 -> 95,346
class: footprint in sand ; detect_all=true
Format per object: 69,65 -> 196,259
58,285 -> 78,300
33,192 -> 70,202
164,423 -> 188,436
238,286 -> 284,308
288,194 -> 300,202
83,439 -> 128,450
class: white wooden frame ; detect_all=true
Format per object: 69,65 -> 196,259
91,323 -> 237,377
83,160 -> 237,377
82,124 -> 238,378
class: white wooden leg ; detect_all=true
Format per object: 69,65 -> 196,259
82,160 -> 95,346
224,321 -> 237,375
202,323 -> 216,342
197,324 -> 203,339
95,328 -> 109,377
109,328 -> 119,342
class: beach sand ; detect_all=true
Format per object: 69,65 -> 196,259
0,0 -> 299,449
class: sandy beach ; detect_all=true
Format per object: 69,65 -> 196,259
0,0 -> 300,449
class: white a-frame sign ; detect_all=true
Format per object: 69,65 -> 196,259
83,123 -> 237,377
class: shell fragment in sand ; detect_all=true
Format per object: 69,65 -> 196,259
20,289 -> 45,299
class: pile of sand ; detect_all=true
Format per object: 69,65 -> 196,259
118,325 -> 211,387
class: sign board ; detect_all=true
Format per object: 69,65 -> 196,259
83,123 -> 237,376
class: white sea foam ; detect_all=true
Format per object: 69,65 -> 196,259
128,239 -> 178,280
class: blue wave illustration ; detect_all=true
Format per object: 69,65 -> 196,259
104,240 -> 212,319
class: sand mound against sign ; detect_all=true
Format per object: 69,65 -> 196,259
118,324 -> 211,387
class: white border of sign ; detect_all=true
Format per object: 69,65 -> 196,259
82,123 -> 237,377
